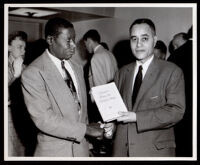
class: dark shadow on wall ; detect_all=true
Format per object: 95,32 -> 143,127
112,39 -> 136,69
24,39 -> 48,65
74,39 -> 91,67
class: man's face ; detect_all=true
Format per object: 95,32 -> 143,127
49,27 -> 76,60
84,38 -> 93,54
172,36 -> 185,50
130,23 -> 157,63
9,37 -> 26,59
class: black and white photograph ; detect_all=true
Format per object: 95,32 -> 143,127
3,2 -> 198,163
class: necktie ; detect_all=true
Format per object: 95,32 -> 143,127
61,61 -> 81,109
132,65 -> 143,107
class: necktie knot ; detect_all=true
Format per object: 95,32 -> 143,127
138,65 -> 143,72
61,60 -> 65,69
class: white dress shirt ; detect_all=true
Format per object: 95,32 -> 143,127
94,44 -> 101,53
46,49 -> 79,95
132,55 -> 154,90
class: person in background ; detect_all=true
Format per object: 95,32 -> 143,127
8,31 -> 27,156
168,40 -> 175,56
153,40 -> 167,60
83,29 -> 118,156
171,32 -> 188,51
168,27 -> 193,157
83,29 -> 118,122
24,38 -> 48,65
21,17 -> 104,157
109,18 -> 185,157
83,29 -> 118,90
8,31 -> 27,86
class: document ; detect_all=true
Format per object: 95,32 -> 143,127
91,82 -> 128,122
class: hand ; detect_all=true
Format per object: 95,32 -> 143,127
117,111 -> 137,123
85,123 -> 104,140
13,56 -> 24,78
103,122 -> 116,139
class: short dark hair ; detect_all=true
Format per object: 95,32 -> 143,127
155,40 -> 167,54
83,29 -> 101,43
45,17 -> 74,39
129,18 -> 156,35
9,31 -> 27,45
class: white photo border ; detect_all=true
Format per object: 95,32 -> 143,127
4,2 -> 197,161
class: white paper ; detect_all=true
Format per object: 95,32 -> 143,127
91,82 -> 128,122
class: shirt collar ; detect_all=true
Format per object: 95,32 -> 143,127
136,55 -> 154,67
136,55 -> 154,78
94,44 -> 101,53
47,49 -> 61,64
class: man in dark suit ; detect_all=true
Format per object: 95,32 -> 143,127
168,27 -> 193,157
110,18 -> 185,157
21,17 -> 103,157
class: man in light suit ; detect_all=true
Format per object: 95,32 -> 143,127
83,29 -> 118,89
83,29 -> 118,122
21,17 -> 103,157
83,29 -> 118,155
110,18 -> 185,157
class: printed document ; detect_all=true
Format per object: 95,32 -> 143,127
91,82 -> 128,122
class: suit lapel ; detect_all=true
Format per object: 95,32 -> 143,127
133,58 -> 159,111
39,52 -> 79,116
124,63 -> 136,111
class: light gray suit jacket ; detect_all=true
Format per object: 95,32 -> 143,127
113,57 -> 185,157
21,50 -> 89,157
89,45 -> 118,88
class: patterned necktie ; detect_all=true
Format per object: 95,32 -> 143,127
132,65 -> 143,107
61,60 -> 81,109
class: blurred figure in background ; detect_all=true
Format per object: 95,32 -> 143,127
168,40 -> 175,57
24,38 -> 48,65
112,39 -> 135,69
83,29 -> 118,123
168,27 -> 193,157
154,40 -> 167,60
83,29 -> 118,156
172,32 -> 188,50
8,31 -> 27,86
8,31 -> 27,156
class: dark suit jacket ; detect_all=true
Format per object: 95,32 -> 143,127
113,57 -> 185,157
168,40 -> 193,156
21,50 -> 89,157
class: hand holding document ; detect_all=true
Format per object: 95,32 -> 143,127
91,82 -> 128,122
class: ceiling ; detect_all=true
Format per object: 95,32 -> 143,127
9,7 -> 114,22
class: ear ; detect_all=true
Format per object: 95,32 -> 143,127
153,36 -> 158,47
46,36 -> 54,46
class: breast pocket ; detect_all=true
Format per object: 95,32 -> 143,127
143,95 -> 165,109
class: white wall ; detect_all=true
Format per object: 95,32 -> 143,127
114,7 -> 192,48
73,7 -> 192,59
9,7 -> 192,64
